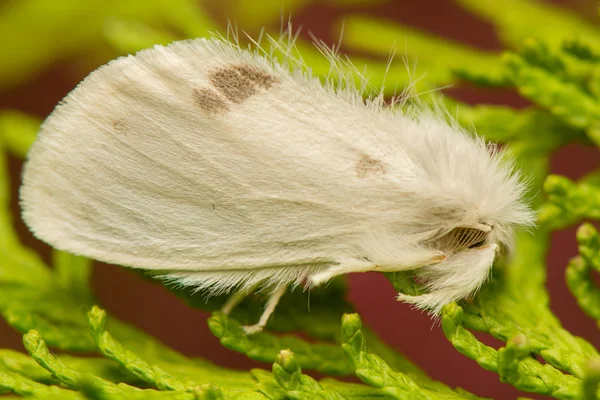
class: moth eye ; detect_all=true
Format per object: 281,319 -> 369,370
468,239 -> 486,249
435,227 -> 490,253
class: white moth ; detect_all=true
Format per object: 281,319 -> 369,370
20,36 -> 533,333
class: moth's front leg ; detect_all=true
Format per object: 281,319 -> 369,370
309,258 -> 376,286
309,253 -> 446,287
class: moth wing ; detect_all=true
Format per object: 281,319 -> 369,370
21,38 -> 424,278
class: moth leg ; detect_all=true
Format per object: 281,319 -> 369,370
310,253 -> 448,287
309,259 -> 377,287
221,282 -> 263,315
221,291 -> 246,315
242,285 -> 287,335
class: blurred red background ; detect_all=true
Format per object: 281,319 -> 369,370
1,1 -> 599,399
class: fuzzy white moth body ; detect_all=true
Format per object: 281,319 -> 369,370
20,37 -> 533,333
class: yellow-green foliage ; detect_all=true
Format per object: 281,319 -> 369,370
1,0 -> 600,398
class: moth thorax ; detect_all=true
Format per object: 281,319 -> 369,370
435,226 -> 491,254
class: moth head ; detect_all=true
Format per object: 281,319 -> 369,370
432,222 -> 494,256
398,222 -> 499,314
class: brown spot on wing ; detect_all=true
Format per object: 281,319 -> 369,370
193,88 -> 229,114
233,65 -> 278,89
209,64 -> 278,103
356,155 -> 387,178
112,120 -> 126,134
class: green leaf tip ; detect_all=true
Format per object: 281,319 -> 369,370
576,223 -> 600,249
577,223 -> 600,272
21,330 -> 104,391
540,174 -> 600,230
340,313 -> 365,369
88,305 -> 107,335
562,37 -> 600,62
275,349 -> 300,375
192,384 -> 224,400
271,349 -> 346,399
22,330 -> 43,354
441,302 -> 463,337
544,174 -> 573,196
340,313 -> 362,342
498,334 -> 531,385
519,38 -> 565,75
273,349 -> 304,391
567,223 -> 600,322
583,358 -> 600,399
442,304 -> 499,373
207,312 -> 250,354
88,306 -> 193,391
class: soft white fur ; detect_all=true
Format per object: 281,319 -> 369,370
20,35 -> 533,314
